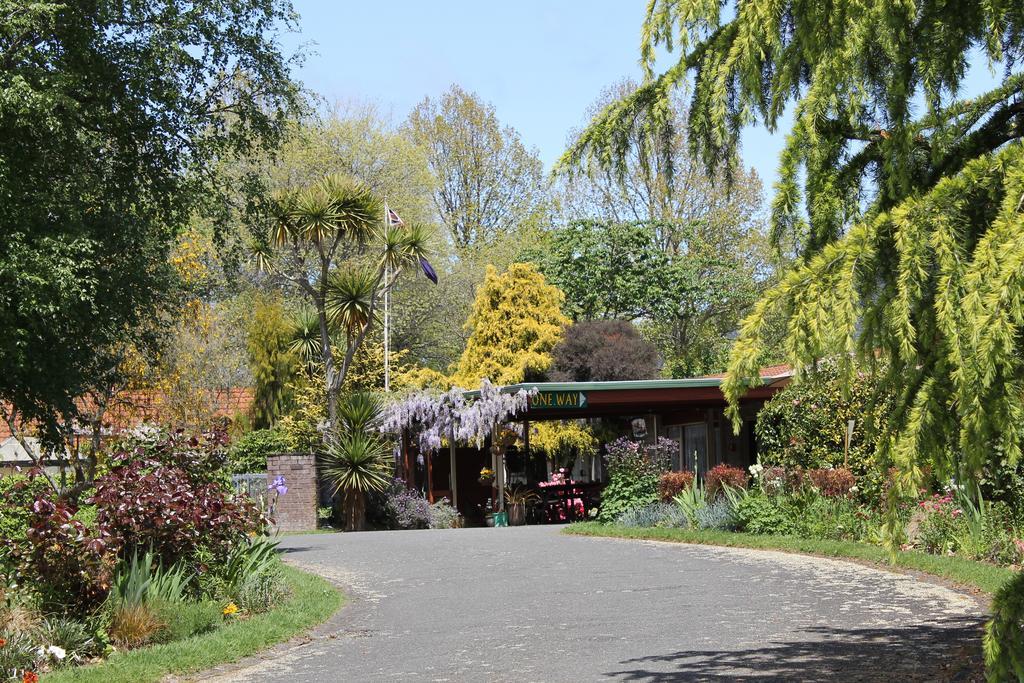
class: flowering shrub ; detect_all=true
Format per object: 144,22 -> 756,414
384,480 -> 431,529
428,498 -> 462,529
806,468 -> 857,497
705,464 -> 748,497
597,438 -> 674,522
658,471 -> 694,501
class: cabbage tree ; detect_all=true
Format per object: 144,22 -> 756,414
253,174 -> 431,427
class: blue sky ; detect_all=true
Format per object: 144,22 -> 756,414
282,1 -> 1001,198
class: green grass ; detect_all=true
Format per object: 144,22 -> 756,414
46,565 -> 343,683
565,522 -> 1017,595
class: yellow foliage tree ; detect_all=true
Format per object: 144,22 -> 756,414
453,263 -> 569,387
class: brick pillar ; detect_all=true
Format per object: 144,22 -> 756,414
267,452 -> 317,533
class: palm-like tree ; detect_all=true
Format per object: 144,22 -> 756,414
255,173 -> 431,427
320,392 -> 390,531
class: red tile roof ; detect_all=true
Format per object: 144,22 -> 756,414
701,364 -> 793,380
0,387 -> 255,439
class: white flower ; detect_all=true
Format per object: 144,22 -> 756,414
748,463 -> 764,476
48,645 -> 67,660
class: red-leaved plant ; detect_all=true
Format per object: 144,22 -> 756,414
658,471 -> 695,501
705,464 -> 749,497
15,499 -> 116,614
91,456 -> 262,570
806,468 -> 857,497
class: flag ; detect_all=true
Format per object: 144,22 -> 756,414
419,256 -> 438,284
387,207 -> 404,226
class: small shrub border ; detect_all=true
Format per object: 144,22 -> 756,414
563,522 -> 1015,595
43,565 -> 342,683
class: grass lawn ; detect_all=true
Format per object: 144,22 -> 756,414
46,565 -> 343,683
565,522 -> 1017,595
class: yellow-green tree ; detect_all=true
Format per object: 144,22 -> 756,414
453,264 -> 568,387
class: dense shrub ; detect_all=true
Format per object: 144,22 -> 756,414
0,474 -> 53,566
92,455 -> 262,571
984,571 -> 1024,681
597,438 -> 673,522
734,494 -> 796,535
13,499 -> 116,615
755,361 -> 894,499
705,464 -> 748,497
658,471 -> 694,502
806,468 -> 857,497
227,428 -> 292,474
384,481 -> 432,529
733,486 -> 880,541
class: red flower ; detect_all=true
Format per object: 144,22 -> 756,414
0,637 -> 6,646
24,672 -> 40,683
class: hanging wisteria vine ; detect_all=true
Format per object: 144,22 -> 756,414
380,379 -> 537,452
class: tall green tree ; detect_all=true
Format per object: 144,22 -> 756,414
559,78 -> 770,268
0,0 -> 302,442
408,85 -> 549,249
534,219 -> 761,376
562,0 -> 1024,488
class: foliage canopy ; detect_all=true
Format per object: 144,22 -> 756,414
563,0 -> 1024,494
453,263 -> 569,386
0,0 -> 302,440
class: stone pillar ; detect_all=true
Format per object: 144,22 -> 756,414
267,452 -> 317,533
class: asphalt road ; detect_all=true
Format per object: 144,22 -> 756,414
204,526 -> 987,682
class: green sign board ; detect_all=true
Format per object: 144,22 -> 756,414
530,390 -> 588,410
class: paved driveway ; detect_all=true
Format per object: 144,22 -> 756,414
206,526 -> 986,682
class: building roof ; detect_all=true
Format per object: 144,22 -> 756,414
0,387 -> 255,440
700,363 -> 793,380
466,365 -> 793,398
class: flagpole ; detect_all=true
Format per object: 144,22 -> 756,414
383,199 -> 391,393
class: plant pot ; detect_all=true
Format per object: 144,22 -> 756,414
508,503 -> 526,526
484,513 -> 495,527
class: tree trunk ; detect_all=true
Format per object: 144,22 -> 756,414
344,488 -> 366,532
317,305 -> 339,428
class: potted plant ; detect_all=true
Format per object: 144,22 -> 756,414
478,466 -> 495,486
505,487 -> 539,526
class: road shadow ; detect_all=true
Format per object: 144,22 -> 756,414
604,616 -> 985,682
